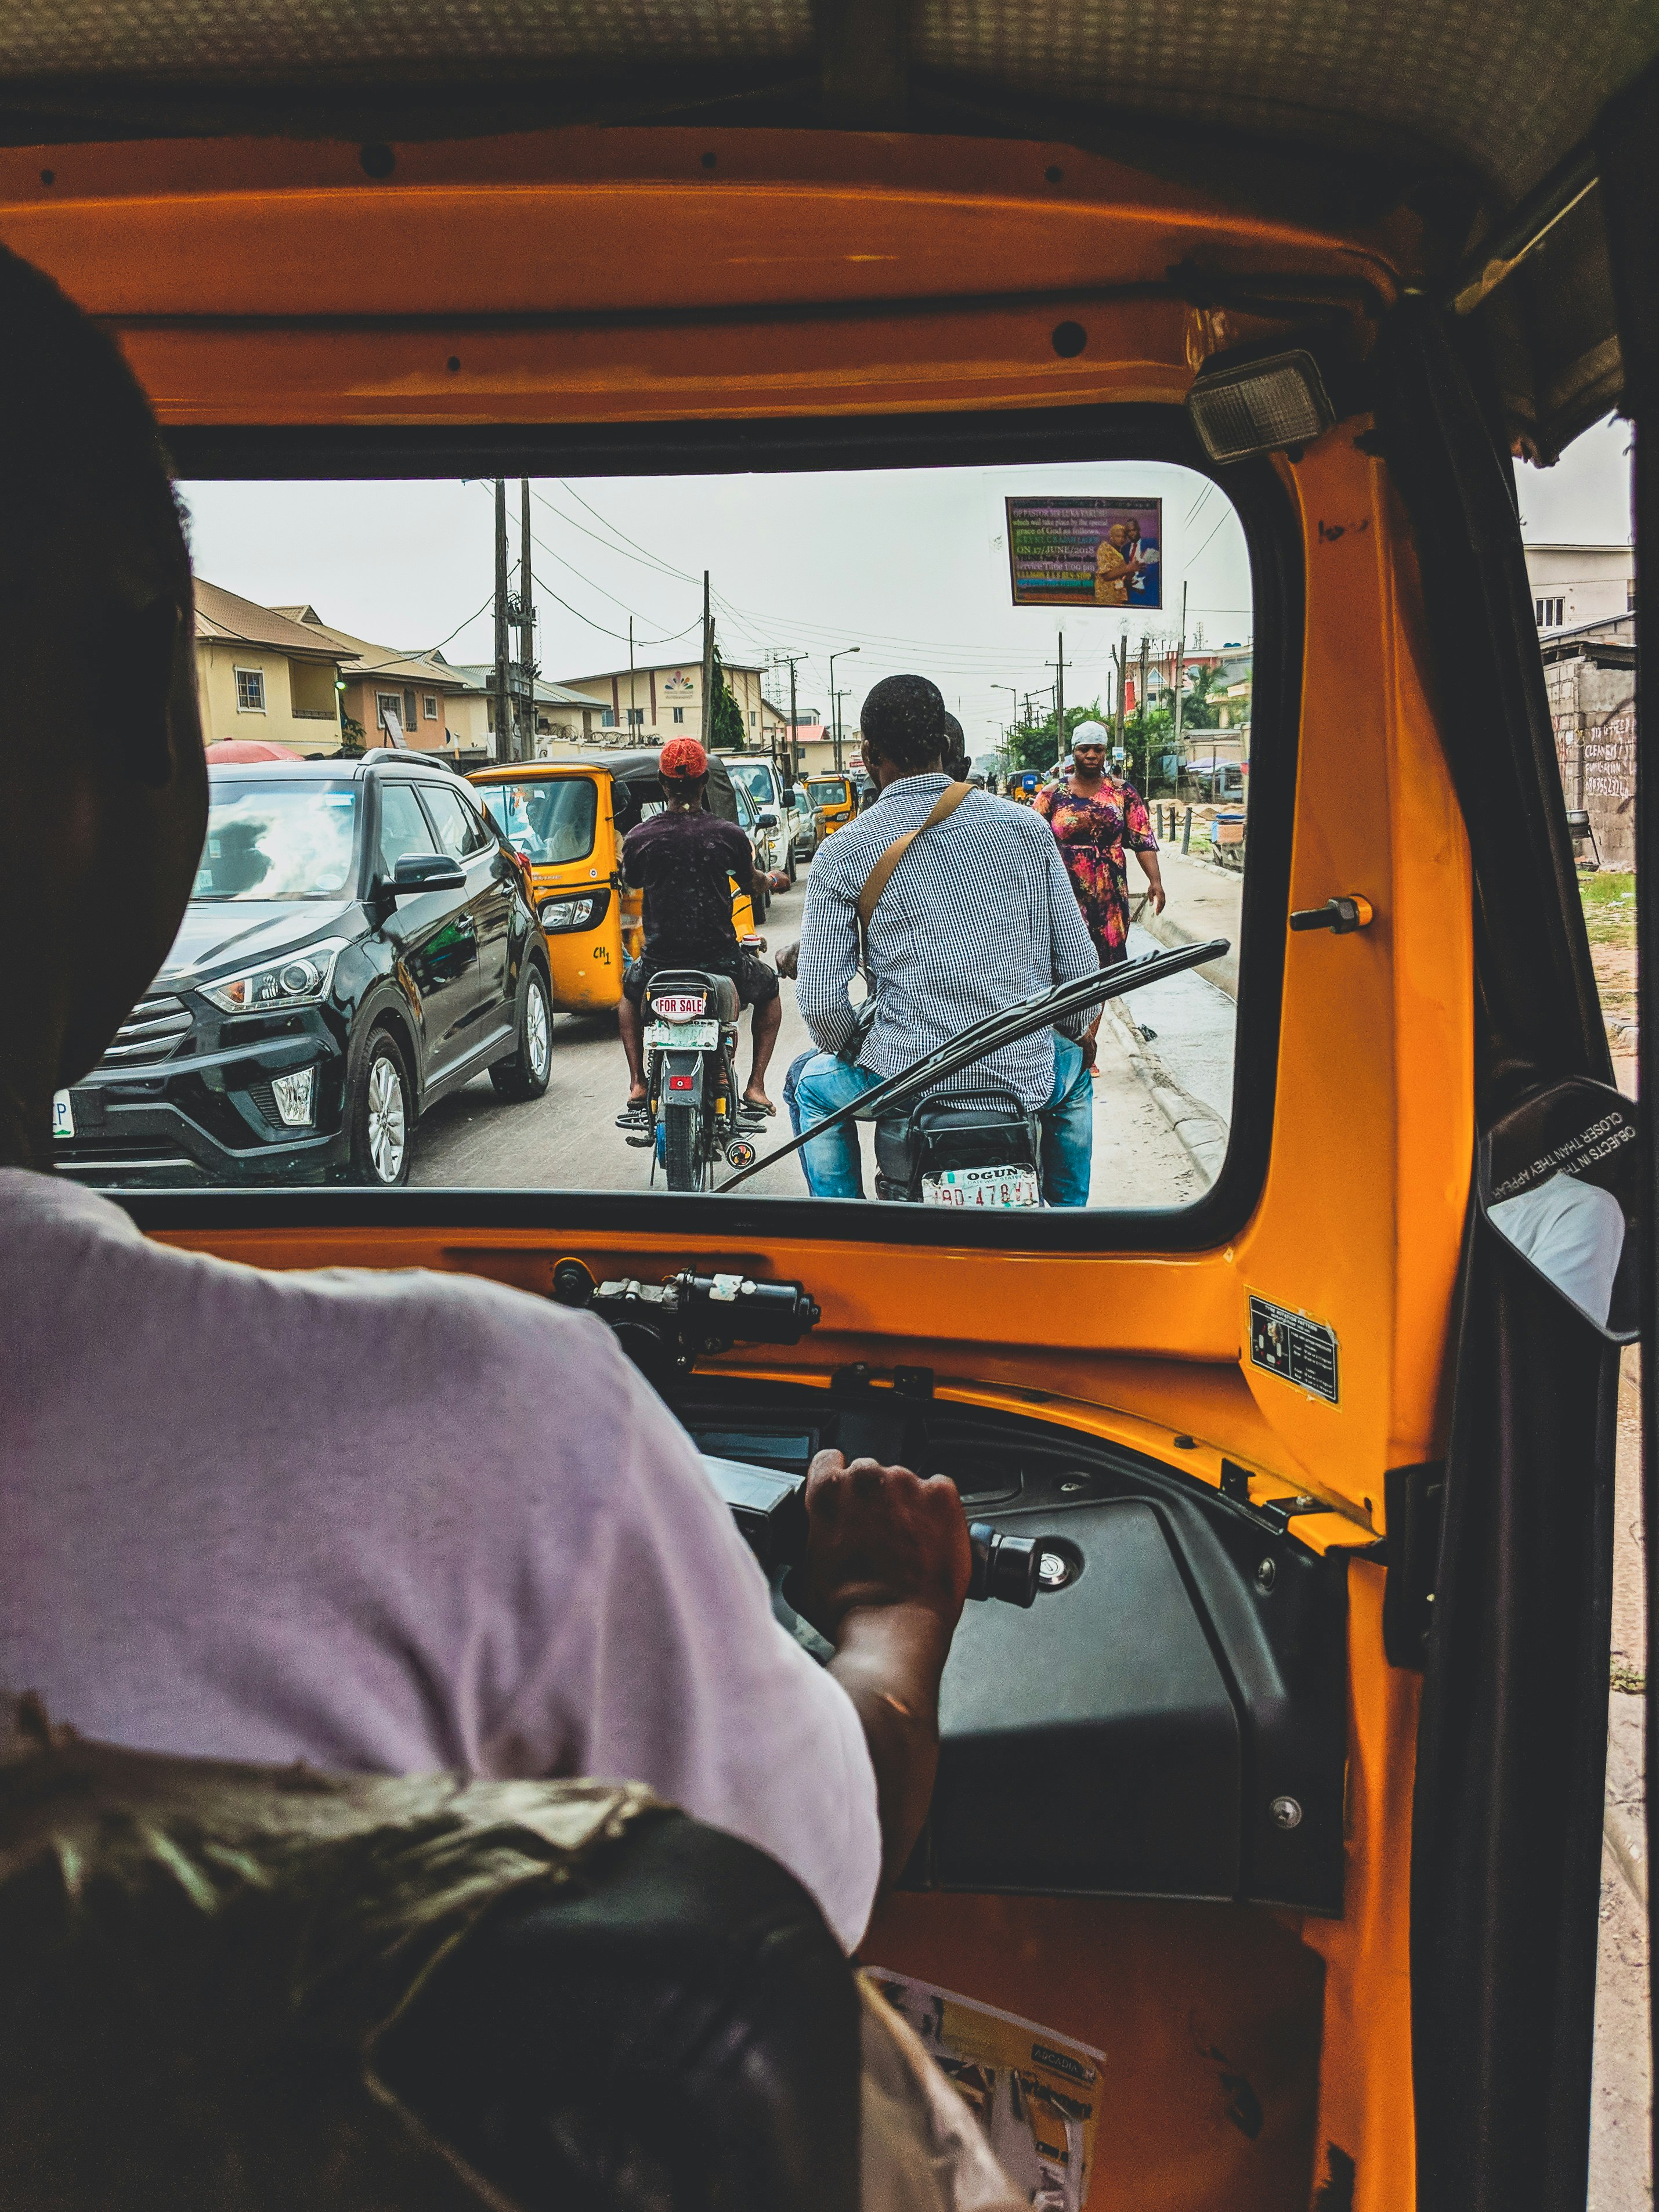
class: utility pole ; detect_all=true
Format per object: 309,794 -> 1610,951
1113,630 -> 1128,755
700,571 -> 714,750
1137,634 -> 1152,789
516,477 -> 534,761
1047,632 -> 1071,764
628,616 -> 636,743
1173,581 -> 1188,775
492,478 -> 509,765
771,651 -> 808,780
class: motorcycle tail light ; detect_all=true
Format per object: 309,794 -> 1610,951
667,1074 -> 695,1091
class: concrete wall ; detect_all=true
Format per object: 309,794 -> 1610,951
196,643 -> 342,753
1548,651 -> 1637,870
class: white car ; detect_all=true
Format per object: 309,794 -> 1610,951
718,754 -> 810,877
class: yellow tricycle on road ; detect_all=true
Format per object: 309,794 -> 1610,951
469,748 -> 763,1018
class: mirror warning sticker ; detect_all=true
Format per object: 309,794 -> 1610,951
1249,1295 -> 1339,1404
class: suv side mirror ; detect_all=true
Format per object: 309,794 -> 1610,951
389,853 -> 467,895
781,785 -> 798,806
756,809 -> 779,830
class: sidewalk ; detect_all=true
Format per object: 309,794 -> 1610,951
1139,844 -> 1242,999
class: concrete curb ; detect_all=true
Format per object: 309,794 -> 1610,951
1606,1690 -> 1647,1906
1104,999 -> 1230,1187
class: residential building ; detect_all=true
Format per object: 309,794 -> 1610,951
193,581 -> 355,753
1524,543 -> 1635,634
554,657 -> 768,749
1541,612 -> 1636,869
276,609 -> 475,754
440,664 -> 606,758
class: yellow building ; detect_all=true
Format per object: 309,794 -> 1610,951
555,657 -> 768,749
193,581 -> 355,753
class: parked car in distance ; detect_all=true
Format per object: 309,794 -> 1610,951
51,755 -> 553,1189
718,753 -> 811,875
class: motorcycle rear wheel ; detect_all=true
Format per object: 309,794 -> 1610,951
663,1101 -> 702,1190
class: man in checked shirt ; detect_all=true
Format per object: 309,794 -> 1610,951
793,674 -> 1100,1205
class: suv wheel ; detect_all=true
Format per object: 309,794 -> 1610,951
491,964 -> 554,1101
349,1029 -> 413,1186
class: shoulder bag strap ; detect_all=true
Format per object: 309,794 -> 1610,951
855,780 -> 974,930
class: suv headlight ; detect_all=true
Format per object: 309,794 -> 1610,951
199,938 -> 349,1014
540,888 -> 612,934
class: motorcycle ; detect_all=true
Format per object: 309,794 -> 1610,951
720,938 -> 1230,1205
636,968 -> 760,1191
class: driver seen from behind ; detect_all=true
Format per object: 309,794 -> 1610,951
615,734 -> 782,1129
794,674 -> 1101,1204
0,247 -> 970,1959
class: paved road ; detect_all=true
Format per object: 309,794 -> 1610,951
410,865 -> 1239,1206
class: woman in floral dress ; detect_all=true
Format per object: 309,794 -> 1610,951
1032,722 -> 1166,964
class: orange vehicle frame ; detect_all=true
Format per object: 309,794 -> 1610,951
0,126 -> 1468,2210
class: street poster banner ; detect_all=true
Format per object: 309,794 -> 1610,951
1006,496 -> 1162,610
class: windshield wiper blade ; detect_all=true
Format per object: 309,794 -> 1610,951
717,937 -> 1230,1194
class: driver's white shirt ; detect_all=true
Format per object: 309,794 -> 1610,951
0,1170 -> 881,1950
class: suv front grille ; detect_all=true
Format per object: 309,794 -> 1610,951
96,994 -> 193,1067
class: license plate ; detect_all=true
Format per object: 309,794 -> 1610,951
921,1163 -> 1040,1208
52,1089 -> 74,1139
651,995 -> 708,1019
646,1020 -> 720,1051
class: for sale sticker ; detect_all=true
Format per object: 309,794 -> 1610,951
1249,1294 -> 1339,1404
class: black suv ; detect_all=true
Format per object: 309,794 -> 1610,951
54,756 -> 554,1187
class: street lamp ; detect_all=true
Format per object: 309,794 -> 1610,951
828,646 -> 861,772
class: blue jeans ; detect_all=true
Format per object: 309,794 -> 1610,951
793,1035 -> 1093,1206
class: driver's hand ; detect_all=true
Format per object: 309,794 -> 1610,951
797,1450 -> 971,1640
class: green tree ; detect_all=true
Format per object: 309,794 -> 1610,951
1182,662 -> 1221,730
1006,698 -> 1105,774
707,645 -> 747,751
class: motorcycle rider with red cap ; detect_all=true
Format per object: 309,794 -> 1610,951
615,735 -> 782,1129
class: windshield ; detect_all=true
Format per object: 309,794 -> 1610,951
727,760 -> 774,805
193,782 -> 361,900
478,776 -> 598,863
133,457 -> 1256,1221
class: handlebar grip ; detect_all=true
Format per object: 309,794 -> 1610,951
968,1523 -> 1041,1609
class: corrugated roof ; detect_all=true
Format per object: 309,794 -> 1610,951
193,579 -> 357,662
274,609 -> 471,687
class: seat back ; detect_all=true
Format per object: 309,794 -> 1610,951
0,1700 -> 859,2212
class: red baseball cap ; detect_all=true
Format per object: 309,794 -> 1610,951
659,735 -> 709,781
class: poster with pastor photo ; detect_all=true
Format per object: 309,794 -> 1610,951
1006,496 -> 1162,610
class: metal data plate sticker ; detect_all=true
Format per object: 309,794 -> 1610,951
1248,1294 -> 1339,1404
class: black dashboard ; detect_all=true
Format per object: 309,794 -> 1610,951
673,1371 -> 1349,1917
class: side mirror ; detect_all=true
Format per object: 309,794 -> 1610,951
388,853 -> 467,895
1479,1076 -> 1640,1342
756,809 -> 780,830
781,786 -> 798,806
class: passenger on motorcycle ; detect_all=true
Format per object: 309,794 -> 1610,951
615,735 -> 782,1128
793,675 -> 1101,1204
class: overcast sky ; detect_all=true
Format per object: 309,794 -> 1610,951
179,417 -> 1631,757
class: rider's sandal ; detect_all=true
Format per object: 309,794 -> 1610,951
615,1101 -> 652,1132
738,1098 -> 775,1122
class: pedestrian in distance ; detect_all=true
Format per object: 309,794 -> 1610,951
1033,718 -> 1166,967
